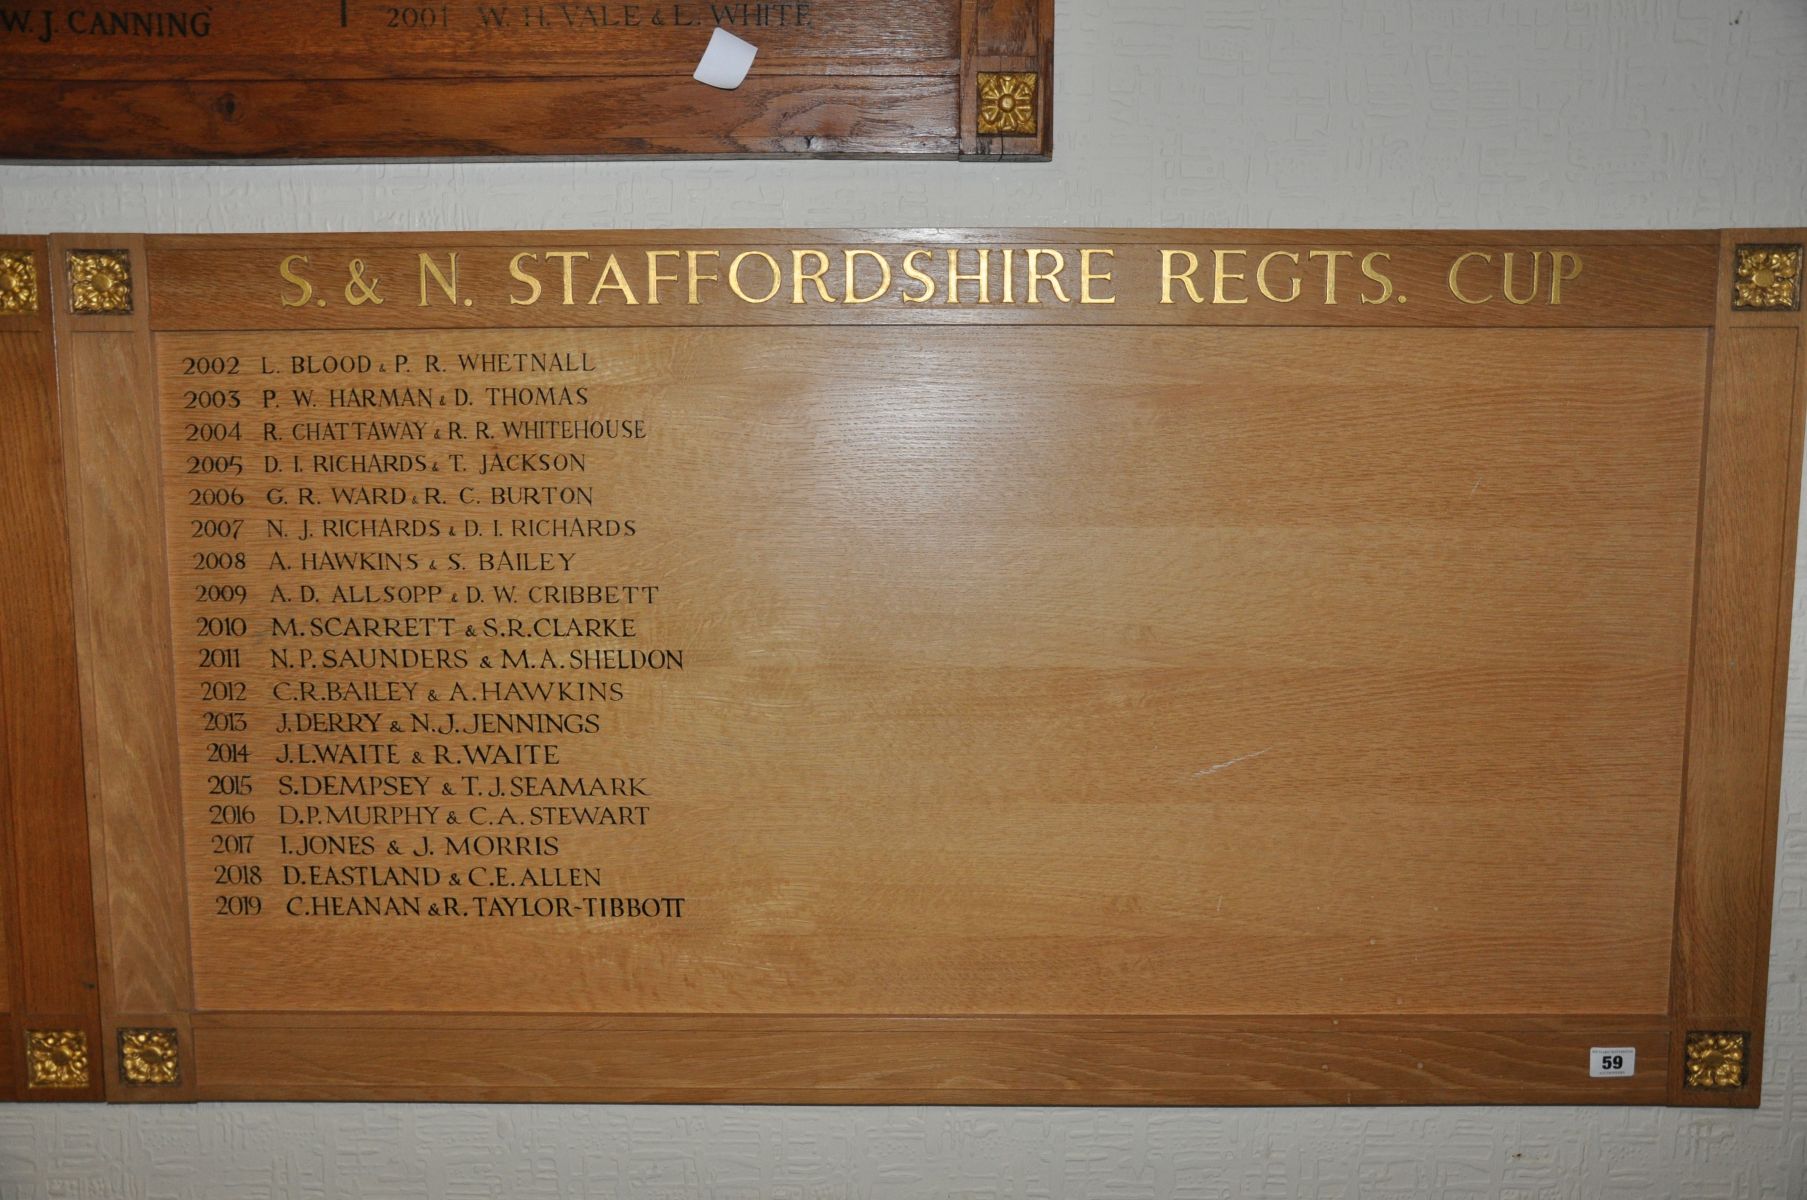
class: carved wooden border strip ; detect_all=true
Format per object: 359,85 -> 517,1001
1664,230 -> 1807,1106
49,234 -> 199,1101
0,236 -> 104,1101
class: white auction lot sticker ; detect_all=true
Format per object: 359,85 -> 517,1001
1589,1047 -> 1637,1077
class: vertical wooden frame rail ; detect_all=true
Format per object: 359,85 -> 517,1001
1668,229 -> 1807,1107
0,235 -> 104,1101
960,0 -> 1054,159
49,234 -> 198,1101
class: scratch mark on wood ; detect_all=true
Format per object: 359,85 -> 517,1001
1194,748 -> 1271,777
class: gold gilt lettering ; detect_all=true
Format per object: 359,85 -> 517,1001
1080,248 -> 1115,304
343,258 -> 384,306
1449,251 -> 1493,305
1310,249 -> 1353,304
1212,249 -> 1248,305
279,254 -> 314,308
729,251 -> 781,303
587,254 -> 638,305
1026,249 -> 1071,305
791,249 -> 835,305
417,252 -> 459,307
686,250 -> 720,304
270,243 -> 1591,312
1501,251 -> 1540,305
843,249 -> 891,305
1161,250 -> 1204,304
645,250 -> 680,305
946,248 -> 990,304
1551,251 -> 1582,303
508,252 -> 543,306
901,249 -> 936,303
544,251 -> 589,306
1257,251 -> 1301,303
1359,251 -> 1394,304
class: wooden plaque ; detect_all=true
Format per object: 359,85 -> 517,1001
0,0 -> 1051,160
0,228 -> 1800,1106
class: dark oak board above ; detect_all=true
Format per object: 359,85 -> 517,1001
0,0 -> 1051,160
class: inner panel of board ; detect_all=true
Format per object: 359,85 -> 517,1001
157,325 -> 1706,1016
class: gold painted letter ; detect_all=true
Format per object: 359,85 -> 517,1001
1080,248 -> 1116,304
1551,250 -> 1582,304
901,249 -> 937,304
1161,250 -> 1204,304
545,251 -> 591,306
1359,251 -> 1394,305
508,252 -> 543,306
1448,252 -> 1493,305
1026,249 -> 1071,305
946,248 -> 991,305
417,252 -> 460,307
1309,249 -> 1353,304
792,249 -> 836,305
1256,251 -> 1301,303
843,249 -> 891,305
1501,251 -> 1541,305
687,250 -> 720,304
278,255 -> 314,308
645,250 -> 680,305
1212,249 -> 1249,305
729,251 -> 782,304
588,254 -> 640,305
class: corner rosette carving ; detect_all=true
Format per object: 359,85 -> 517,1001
120,1028 -> 181,1086
978,72 -> 1039,136
1732,244 -> 1801,311
67,248 -> 133,314
26,1030 -> 90,1089
0,250 -> 39,314
1682,1030 -> 1748,1090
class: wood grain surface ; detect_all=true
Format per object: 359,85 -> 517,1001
50,234 -> 199,1100
157,323 -> 1705,1018
187,1013 -> 1673,1105
0,0 -> 1052,160
0,238 -> 105,1101
0,1 -> 959,78
0,76 -> 962,161
12,228 -> 1802,1105
1664,230 -> 1807,1106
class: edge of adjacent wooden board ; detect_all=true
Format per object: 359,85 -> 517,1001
0,1 -> 1054,163
0,234 -> 105,1101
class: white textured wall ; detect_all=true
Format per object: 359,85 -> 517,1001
3,1 -> 1806,1196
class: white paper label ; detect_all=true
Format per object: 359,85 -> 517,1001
1589,1047 -> 1636,1077
693,27 -> 758,90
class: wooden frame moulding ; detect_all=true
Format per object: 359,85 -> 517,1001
0,235 -> 105,1101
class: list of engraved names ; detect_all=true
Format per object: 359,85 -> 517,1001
161,334 -> 689,973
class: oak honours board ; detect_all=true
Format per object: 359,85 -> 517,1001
0,0 -> 1051,160
0,229 -> 1800,1105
